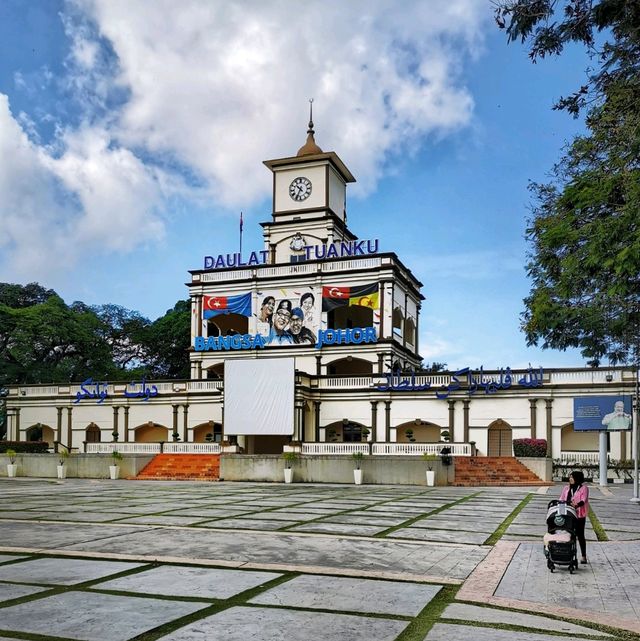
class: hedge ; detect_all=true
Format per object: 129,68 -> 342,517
0,441 -> 50,454
513,438 -> 547,457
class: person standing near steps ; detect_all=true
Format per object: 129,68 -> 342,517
559,470 -> 589,564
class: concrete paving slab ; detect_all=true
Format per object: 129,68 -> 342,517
388,528 -> 489,545
409,520 -> 495,533
198,518 -> 299,530
113,515 -> 212,526
0,581 -> 50,602
0,590 -> 207,641
95,565 -> 281,598
250,574 -> 441,616
424,623 -> 587,641
0,557 -> 143,585
158,605 -> 408,641
441,603 -> 612,636
287,522 -> 385,536
0,520 -> 489,580
317,514 -> 407,526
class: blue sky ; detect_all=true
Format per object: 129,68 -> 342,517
0,1 -> 594,369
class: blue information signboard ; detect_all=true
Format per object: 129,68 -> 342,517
573,396 -> 633,431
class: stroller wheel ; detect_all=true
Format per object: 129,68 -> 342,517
569,566 -> 574,574
547,559 -> 554,571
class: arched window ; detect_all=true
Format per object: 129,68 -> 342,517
327,357 -> 373,376
392,307 -> 404,337
85,423 -> 101,443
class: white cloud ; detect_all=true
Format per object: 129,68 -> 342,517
0,95 -> 166,279
2,1 -> 488,278
74,0 -> 486,203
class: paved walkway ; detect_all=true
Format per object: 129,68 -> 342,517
0,479 -> 638,640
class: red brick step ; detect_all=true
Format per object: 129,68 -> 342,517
135,454 -> 220,481
453,456 -> 550,486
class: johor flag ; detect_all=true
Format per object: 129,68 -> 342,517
322,283 -> 379,312
203,292 -> 252,319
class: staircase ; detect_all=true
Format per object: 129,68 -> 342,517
135,454 -> 220,481
453,457 -> 549,486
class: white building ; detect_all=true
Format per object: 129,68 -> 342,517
4,121 -> 636,465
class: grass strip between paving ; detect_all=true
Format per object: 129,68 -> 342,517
588,505 -> 609,541
483,492 -> 533,545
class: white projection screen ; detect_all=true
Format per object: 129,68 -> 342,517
224,358 -> 295,435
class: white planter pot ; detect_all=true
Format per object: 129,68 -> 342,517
57,465 -> 67,479
109,465 -> 120,480
7,464 -> 17,478
353,469 -> 363,485
284,468 -> 293,484
426,470 -> 435,487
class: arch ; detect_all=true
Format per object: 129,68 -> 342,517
207,313 -> 248,337
85,422 -> 101,443
324,419 -> 370,443
404,318 -> 416,346
193,421 -> 223,443
487,419 -> 512,456
134,422 -> 169,443
206,363 -> 225,379
26,423 -> 54,445
396,420 -> 441,443
327,357 -> 373,376
392,307 -> 404,337
328,305 -> 373,330
560,422 -> 598,453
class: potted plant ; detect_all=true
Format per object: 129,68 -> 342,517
405,428 -> 416,442
423,453 -> 438,486
5,448 -> 17,478
109,450 -> 123,480
282,451 -> 298,483
57,449 -> 70,479
352,451 -> 364,485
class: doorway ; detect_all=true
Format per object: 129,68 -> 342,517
487,419 -> 512,456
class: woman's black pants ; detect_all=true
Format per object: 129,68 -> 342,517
575,517 -> 587,558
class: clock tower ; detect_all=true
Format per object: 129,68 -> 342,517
262,104 -> 356,262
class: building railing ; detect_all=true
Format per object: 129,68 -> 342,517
548,370 -> 621,384
163,442 -> 221,454
557,451 -> 606,464
371,443 -> 470,456
85,443 -> 162,454
302,443 -> 370,455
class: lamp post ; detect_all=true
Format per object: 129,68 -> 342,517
632,364 -> 640,503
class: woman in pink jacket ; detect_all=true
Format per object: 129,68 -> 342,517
559,470 -> 589,563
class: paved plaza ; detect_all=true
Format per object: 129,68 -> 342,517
0,479 -> 639,640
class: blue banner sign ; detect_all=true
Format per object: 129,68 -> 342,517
574,396 -> 632,431
203,239 -> 379,270
376,366 -> 544,399
194,327 -> 377,351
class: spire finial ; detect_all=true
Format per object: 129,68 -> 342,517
308,98 -> 314,134
297,98 -> 323,157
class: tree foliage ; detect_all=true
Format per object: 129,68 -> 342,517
496,0 -> 640,365
0,283 -> 192,384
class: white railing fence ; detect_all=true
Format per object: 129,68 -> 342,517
163,443 -> 221,454
302,443 -> 370,455
557,451 -> 605,464
371,443 -> 470,456
86,443 -> 161,454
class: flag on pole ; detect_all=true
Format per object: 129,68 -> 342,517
203,292 -> 252,319
240,211 -> 243,232
322,283 -> 379,312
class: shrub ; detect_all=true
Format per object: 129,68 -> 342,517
513,438 -> 547,457
0,441 -> 49,454
282,451 -> 298,469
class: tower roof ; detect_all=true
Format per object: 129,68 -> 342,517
296,100 -> 323,157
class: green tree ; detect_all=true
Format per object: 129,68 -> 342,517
144,300 -> 191,379
496,0 -> 640,365
0,294 -> 114,383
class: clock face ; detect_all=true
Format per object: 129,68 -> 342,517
289,176 -> 312,202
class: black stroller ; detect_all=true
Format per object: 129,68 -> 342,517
544,500 -> 579,573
